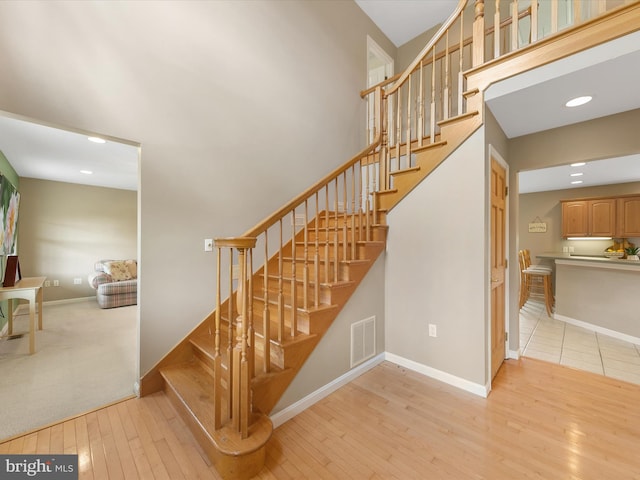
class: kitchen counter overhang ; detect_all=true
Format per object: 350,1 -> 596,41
553,257 -> 640,343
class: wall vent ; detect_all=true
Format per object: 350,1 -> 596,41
351,316 -> 376,368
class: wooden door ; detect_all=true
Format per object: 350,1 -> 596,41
490,158 -> 507,380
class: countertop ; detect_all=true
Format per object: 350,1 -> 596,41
537,252 -> 640,270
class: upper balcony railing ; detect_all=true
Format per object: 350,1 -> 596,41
361,0 -> 638,191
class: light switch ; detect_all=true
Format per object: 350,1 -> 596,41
204,238 -> 213,252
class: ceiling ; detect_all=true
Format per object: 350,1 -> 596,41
0,2 -> 638,194
0,114 -> 138,191
355,0 -> 457,47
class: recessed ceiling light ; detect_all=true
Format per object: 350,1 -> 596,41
565,96 -> 592,107
88,136 -> 106,144
571,180 -> 583,184
80,170 -> 93,175
570,173 -> 583,177
571,162 -> 586,167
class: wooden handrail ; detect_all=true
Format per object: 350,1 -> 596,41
386,0 -> 468,96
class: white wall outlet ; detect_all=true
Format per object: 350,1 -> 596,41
291,214 -> 305,226
428,324 -> 437,337
53,280 -> 60,287
204,238 -> 213,252
562,246 -> 568,253
568,246 -> 575,253
73,278 -> 82,285
44,280 -> 51,287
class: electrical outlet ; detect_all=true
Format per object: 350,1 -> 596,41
44,280 -> 51,287
568,246 -> 575,253
204,238 -> 213,252
74,278 -> 82,285
428,324 -> 437,337
562,246 -> 568,253
291,214 -> 305,226
53,280 -> 60,287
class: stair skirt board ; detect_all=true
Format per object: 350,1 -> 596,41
269,351 -> 489,429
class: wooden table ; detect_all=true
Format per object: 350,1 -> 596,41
0,276 -> 46,354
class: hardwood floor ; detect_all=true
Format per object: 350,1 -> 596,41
2,358 -> 639,479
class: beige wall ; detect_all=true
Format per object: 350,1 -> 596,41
385,128 -> 488,389
0,1 -> 394,381
17,178 -> 137,302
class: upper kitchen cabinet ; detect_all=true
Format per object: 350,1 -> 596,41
617,196 -> 640,237
561,198 -> 616,237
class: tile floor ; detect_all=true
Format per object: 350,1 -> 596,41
519,298 -> 640,385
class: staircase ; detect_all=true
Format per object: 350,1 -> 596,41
139,1 -> 640,478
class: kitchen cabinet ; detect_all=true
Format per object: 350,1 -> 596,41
617,196 -> 640,237
561,198 -> 616,237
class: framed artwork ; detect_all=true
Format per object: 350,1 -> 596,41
0,175 -> 20,255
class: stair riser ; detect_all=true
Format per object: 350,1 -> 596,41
292,242 -> 369,261
305,225 -> 387,243
255,274 -> 339,299
270,259 -> 349,283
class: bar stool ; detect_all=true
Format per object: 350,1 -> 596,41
522,249 -> 552,273
519,250 -> 554,316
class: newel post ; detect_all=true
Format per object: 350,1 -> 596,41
214,236 -> 256,439
473,0 -> 485,67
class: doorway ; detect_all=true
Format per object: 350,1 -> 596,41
366,36 -> 394,144
0,112 -> 141,439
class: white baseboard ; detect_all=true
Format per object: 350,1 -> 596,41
508,348 -> 521,359
269,353 -> 385,428
384,352 -> 489,398
270,351 -> 491,428
554,313 -> 640,345
13,296 -> 96,316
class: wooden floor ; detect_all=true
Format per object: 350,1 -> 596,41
2,358 -> 639,479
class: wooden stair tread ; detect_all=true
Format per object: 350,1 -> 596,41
412,139 -> 447,153
161,362 -> 272,456
390,166 -> 421,176
436,109 -> 479,127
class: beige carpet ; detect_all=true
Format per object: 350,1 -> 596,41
0,298 -> 137,440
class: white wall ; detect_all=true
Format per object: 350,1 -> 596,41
385,129 -> 487,388
0,1 -> 395,378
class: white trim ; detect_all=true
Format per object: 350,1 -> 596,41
554,313 -> 640,346
13,296 -> 96,316
366,35 -> 394,85
508,349 -> 521,359
269,353 -> 385,428
385,352 -> 489,398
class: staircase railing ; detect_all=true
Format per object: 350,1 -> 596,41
212,86 -> 384,439
210,0 -> 635,443
362,0 -> 634,193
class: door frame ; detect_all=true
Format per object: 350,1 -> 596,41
487,144 -> 510,390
